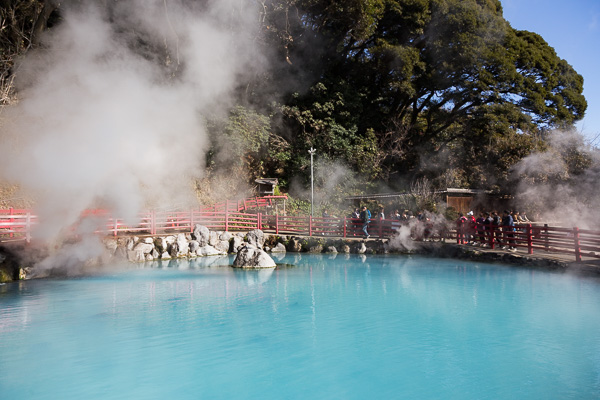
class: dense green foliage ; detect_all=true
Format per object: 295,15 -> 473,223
0,0 -> 588,202
251,0 -> 586,195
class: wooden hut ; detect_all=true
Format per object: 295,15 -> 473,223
255,178 -> 279,197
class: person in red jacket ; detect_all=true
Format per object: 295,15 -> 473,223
466,211 -> 476,244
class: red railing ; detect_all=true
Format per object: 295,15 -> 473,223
2,206 -> 599,262
455,221 -> 600,262
0,208 -> 36,242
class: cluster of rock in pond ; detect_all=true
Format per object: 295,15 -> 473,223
104,224 -> 391,269
4,224 -> 587,282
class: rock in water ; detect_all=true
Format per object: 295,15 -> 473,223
188,240 -> 200,254
176,233 -> 189,256
286,238 -> 302,252
192,225 -> 210,246
326,246 -> 338,253
353,242 -> 367,254
233,246 -> 276,269
196,245 -> 227,257
271,243 -> 287,253
231,236 -> 244,253
246,229 -> 265,249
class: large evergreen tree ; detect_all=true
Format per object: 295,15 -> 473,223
0,0 -> 588,197
257,0 -> 586,192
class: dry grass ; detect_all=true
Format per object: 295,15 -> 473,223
0,183 -> 35,209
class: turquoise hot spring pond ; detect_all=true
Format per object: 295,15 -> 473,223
1,254 -> 600,399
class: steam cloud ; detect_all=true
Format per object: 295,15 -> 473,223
0,0 -> 264,240
512,129 -> 600,229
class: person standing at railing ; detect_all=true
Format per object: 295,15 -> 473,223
518,211 -> 531,223
391,209 -> 402,232
492,211 -> 502,246
456,213 -> 467,243
475,212 -> 486,244
465,211 -> 476,244
360,206 -> 371,239
502,210 -> 516,251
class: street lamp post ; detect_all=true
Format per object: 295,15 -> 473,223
308,147 -> 316,217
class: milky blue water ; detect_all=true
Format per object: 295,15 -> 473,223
1,254 -> 600,399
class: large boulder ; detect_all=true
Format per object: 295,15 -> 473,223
233,246 -> 276,269
308,244 -> 323,253
326,246 -> 338,253
231,236 -> 245,253
169,242 -> 179,258
127,249 -> 146,262
154,237 -> 168,254
176,233 -> 189,256
246,229 -> 265,249
219,231 -> 232,242
189,240 -> 200,254
214,240 -> 230,254
103,238 -> 118,255
208,231 -> 220,247
134,242 -> 154,255
126,237 -> 136,251
114,245 -> 128,260
127,241 -> 154,262
196,245 -> 227,257
353,242 -> 367,254
271,243 -> 287,253
192,225 -> 210,246
286,238 -> 302,252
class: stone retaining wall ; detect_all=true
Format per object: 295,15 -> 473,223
1,225 -> 592,282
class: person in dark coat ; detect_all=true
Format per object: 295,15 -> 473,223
360,206 -> 371,238
502,210 -> 516,251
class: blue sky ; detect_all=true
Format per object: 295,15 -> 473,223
502,0 -> 600,145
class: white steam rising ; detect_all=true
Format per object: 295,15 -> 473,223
0,0 -> 264,240
512,130 -> 600,229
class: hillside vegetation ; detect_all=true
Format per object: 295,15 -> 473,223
0,0 -> 591,208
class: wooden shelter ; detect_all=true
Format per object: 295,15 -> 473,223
255,178 -> 279,197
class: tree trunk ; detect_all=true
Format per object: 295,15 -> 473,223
31,0 -> 60,46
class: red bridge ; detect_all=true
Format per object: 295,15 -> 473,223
1,196 -> 599,262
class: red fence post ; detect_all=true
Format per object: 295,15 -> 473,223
309,215 -> 312,237
258,213 -> 262,230
225,208 -> 229,232
9,207 -> 14,238
190,209 -> 194,233
275,214 -> 279,235
151,210 -> 156,235
574,227 -> 581,262
527,224 -> 533,255
488,222 -> 495,249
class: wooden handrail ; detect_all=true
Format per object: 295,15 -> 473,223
1,208 -> 599,262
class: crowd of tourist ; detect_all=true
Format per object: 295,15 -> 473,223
456,210 -> 533,251
345,205 -> 534,245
